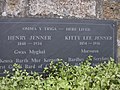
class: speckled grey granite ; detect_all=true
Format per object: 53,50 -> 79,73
0,0 -> 102,18
0,0 -> 27,17
29,0 -> 97,18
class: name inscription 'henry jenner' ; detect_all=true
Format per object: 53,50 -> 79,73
0,19 -> 117,76
8,35 -> 52,41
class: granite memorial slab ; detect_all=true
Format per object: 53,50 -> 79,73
0,18 -> 117,76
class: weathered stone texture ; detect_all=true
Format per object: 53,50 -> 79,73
0,0 -> 5,16
103,0 -> 120,20
2,0 -> 27,17
28,0 -> 97,18
0,0 -> 101,18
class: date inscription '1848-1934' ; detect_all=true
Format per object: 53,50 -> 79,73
0,18 -> 117,76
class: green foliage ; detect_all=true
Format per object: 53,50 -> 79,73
0,57 -> 120,90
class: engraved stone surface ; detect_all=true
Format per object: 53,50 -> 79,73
0,0 -> 119,69
0,18 -> 117,76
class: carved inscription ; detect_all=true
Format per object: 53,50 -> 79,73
0,19 -> 117,76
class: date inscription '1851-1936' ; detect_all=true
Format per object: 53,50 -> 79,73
0,18 -> 117,76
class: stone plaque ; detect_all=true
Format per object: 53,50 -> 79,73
0,18 -> 117,76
